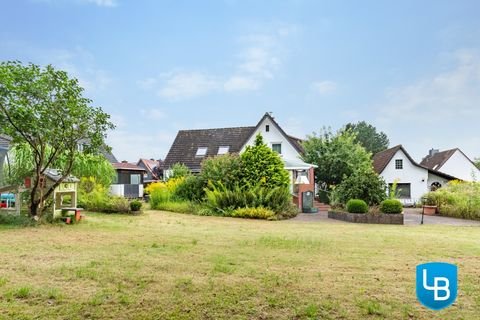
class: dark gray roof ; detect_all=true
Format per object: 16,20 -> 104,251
102,150 -> 118,163
163,113 -> 307,172
164,126 -> 256,171
44,169 -> 80,183
420,148 -> 459,170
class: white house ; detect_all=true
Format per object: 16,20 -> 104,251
163,113 -> 317,208
420,148 -> 480,182
373,145 -> 457,205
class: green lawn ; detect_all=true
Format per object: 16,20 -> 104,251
0,211 -> 479,319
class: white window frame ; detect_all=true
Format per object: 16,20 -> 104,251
271,143 -> 282,155
218,146 -> 229,155
196,147 -> 208,157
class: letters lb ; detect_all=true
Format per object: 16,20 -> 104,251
416,262 -> 457,310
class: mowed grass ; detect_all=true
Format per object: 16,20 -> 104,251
0,211 -> 479,319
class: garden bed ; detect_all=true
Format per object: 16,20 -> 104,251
328,210 -> 404,225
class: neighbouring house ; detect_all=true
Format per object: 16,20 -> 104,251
163,112 -> 317,209
137,158 -> 164,184
420,148 -> 480,182
0,135 -> 11,185
110,161 -> 146,198
373,145 -> 458,205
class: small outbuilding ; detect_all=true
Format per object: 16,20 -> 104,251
42,169 -> 80,218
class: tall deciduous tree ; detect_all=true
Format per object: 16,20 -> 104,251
240,134 -> 289,189
0,61 -> 114,219
302,128 -> 372,190
344,121 -> 389,154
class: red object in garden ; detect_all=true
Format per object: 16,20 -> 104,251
422,205 -> 437,216
24,177 -> 31,188
74,209 -> 82,222
65,217 -> 72,224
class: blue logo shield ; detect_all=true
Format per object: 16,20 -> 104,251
416,262 -> 457,310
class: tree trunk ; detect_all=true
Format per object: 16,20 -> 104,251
29,198 -> 40,221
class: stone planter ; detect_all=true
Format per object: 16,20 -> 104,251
422,205 -> 437,215
328,210 -> 404,225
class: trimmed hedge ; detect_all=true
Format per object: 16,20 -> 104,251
346,199 -> 368,214
130,200 -> 142,212
380,199 -> 403,214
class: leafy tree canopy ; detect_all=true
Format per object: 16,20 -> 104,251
4,143 -> 115,187
301,128 -> 372,190
201,153 -> 242,190
330,167 -> 387,206
0,61 -> 114,219
240,134 -> 289,190
344,121 -> 389,154
169,163 -> 191,180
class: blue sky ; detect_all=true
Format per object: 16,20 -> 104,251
1,0 -> 480,162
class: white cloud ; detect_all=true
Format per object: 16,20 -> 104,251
137,77 -> 158,90
311,80 -> 337,95
82,0 -> 117,7
224,76 -> 260,91
107,130 -> 175,162
379,49 -> 480,123
377,49 -> 480,160
33,0 -> 118,7
140,108 -> 167,120
158,72 -> 220,100
142,24 -> 297,98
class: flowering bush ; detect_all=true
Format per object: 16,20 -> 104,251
145,178 -> 185,209
423,181 -> 480,220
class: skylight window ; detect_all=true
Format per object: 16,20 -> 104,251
196,147 -> 208,157
218,146 -> 229,155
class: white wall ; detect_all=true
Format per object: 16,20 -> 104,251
438,150 -> 480,182
427,172 -> 450,190
241,117 -> 301,161
380,149 -> 428,204
110,184 -> 124,197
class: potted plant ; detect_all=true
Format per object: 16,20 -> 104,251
422,194 -> 438,215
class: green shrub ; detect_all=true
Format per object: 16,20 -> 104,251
423,181 -> 480,220
201,153 -> 242,190
130,200 -> 142,212
204,183 -> 292,218
78,177 -> 111,212
106,197 -> 130,213
380,199 -> 403,214
346,199 -> 368,213
240,134 -> 290,189
155,201 -> 197,214
169,163 -> 191,180
174,175 -> 205,202
146,178 -> 184,209
334,168 -> 387,206
231,207 -> 275,219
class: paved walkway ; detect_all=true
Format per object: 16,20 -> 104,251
291,208 -> 480,226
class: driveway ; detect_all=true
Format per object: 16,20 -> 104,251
291,208 -> 480,226
402,208 -> 480,226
